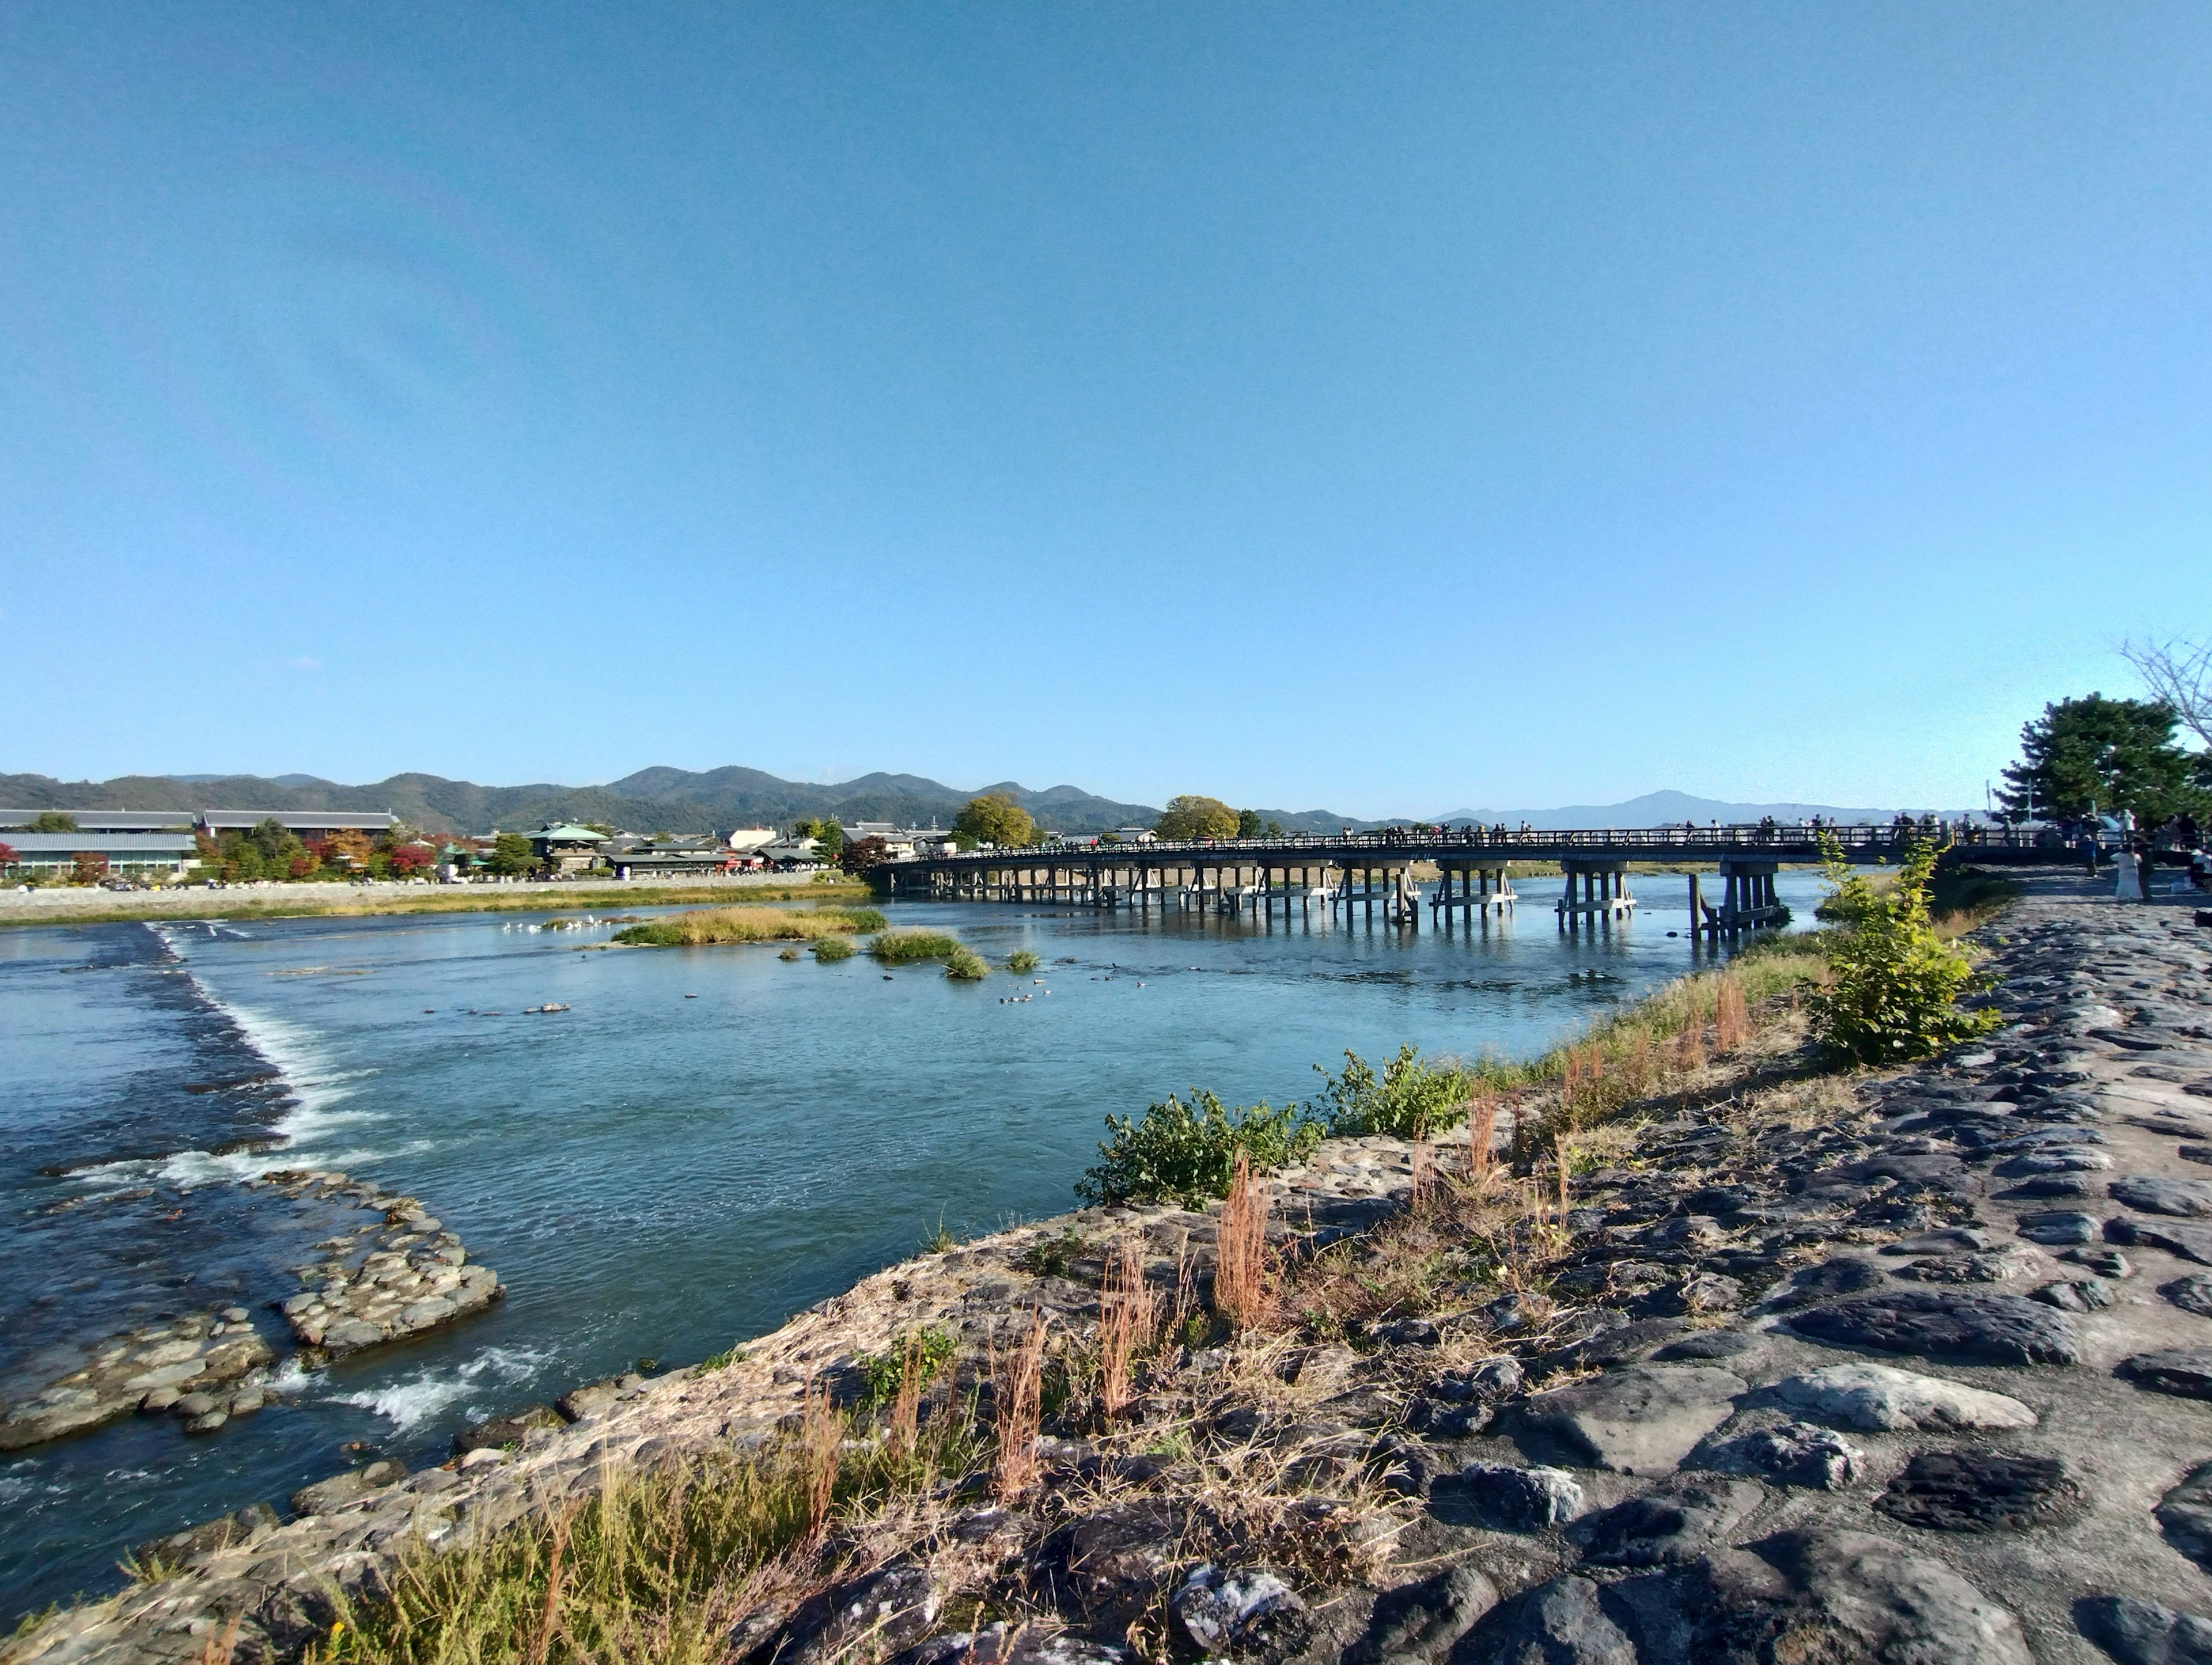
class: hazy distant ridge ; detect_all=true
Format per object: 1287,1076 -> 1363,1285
1426,788 -> 1944,828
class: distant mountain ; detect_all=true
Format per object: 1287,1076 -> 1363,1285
1427,789 -> 1952,828
0,771 -> 1953,838
0,767 -> 1175,837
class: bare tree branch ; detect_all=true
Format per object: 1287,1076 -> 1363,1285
2122,636 -> 2212,751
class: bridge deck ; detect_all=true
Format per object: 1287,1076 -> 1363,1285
889,821 -> 2054,877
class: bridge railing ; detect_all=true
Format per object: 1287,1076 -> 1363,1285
900,821 -> 2046,866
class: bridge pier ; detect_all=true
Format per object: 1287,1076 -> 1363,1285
1431,862 -> 1517,921
1558,856 -> 1635,926
1703,858 -> 1785,938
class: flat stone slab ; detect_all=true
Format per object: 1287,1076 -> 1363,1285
1873,1449 -> 2085,1533
2015,1211 -> 2100,1246
1995,1149 -> 2113,1175
2108,1216 -> 2212,1264
1752,1256 -> 1884,1313
1517,1364 -> 1746,1476
1771,1363 -> 2037,1432
2118,1349 -> 2212,1399
1785,1289 -> 2081,1365
2111,1175 -> 2212,1218
1471,1530 -> 2032,1665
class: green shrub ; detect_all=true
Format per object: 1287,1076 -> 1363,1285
816,907 -> 887,931
1308,1045 -> 1469,1137
1075,1088 -> 1323,1207
1006,950 -> 1040,974
853,1326 -> 957,1406
812,936 -> 855,962
870,928 -> 964,964
942,946 -> 989,981
1804,833 -> 2002,1065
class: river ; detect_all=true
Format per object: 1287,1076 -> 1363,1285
0,873 -> 1824,1615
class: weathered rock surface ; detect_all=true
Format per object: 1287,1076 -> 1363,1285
1456,1576 -> 1635,1665
1698,1421 -> 1865,1489
1433,1462 -> 1585,1531
2118,1349 -> 2212,1399
2112,1175 -> 2212,1218
1873,1449 -> 2085,1533
1171,1564 -> 1310,1659
2075,1594 -> 2212,1665
747,1556 -> 942,1665
1770,1362 -> 2039,1432
1565,1476 -> 1766,1567
1515,1364 -> 1745,1475
289,1458 -> 406,1518
1785,1288 -> 2081,1364
2157,1464 -> 2212,1572
267,1170 -> 501,1357
1344,1563 -> 1499,1665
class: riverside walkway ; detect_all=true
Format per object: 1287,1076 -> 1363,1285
883,821 -> 2070,938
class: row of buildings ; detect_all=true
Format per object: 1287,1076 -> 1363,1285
0,809 -> 397,878
0,806 -> 1168,882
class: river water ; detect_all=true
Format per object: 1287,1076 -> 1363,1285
0,874 -> 1824,1615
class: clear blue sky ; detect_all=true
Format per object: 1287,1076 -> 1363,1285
5,5 -> 2208,816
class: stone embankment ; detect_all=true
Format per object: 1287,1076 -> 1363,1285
0,1311 -> 272,1451
21,873 -> 2212,1665
0,1173 -> 498,1458
259,1170 -> 501,1356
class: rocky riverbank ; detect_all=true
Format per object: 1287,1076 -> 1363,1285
18,870 -> 2212,1665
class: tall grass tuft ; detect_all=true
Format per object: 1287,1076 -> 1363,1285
1097,1238 -> 1160,1421
989,1312 -> 1049,1501
942,946 -> 989,981
1465,1096 -> 1498,1188
1213,1153 -> 1271,1333
1713,976 -> 1749,1053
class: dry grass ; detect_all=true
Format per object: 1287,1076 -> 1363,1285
990,1312 -> 1050,1501
1098,1239 -> 1161,1421
1213,1154 -> 1272,1333
801,1380 -> 839,1543
611,907 -> 884,947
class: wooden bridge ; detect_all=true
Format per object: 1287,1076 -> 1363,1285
880,821 -> 2053,941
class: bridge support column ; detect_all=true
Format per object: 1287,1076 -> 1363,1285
1558,857 -> 1635,927
1714,858 -> 1783,936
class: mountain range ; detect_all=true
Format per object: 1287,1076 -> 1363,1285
0,769 -> 1952,837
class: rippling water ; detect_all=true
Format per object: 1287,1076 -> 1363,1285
0,875 -> 1823,1614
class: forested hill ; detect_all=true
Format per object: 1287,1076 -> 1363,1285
0,769 -> 1929,838
0,768 -> 1196,837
